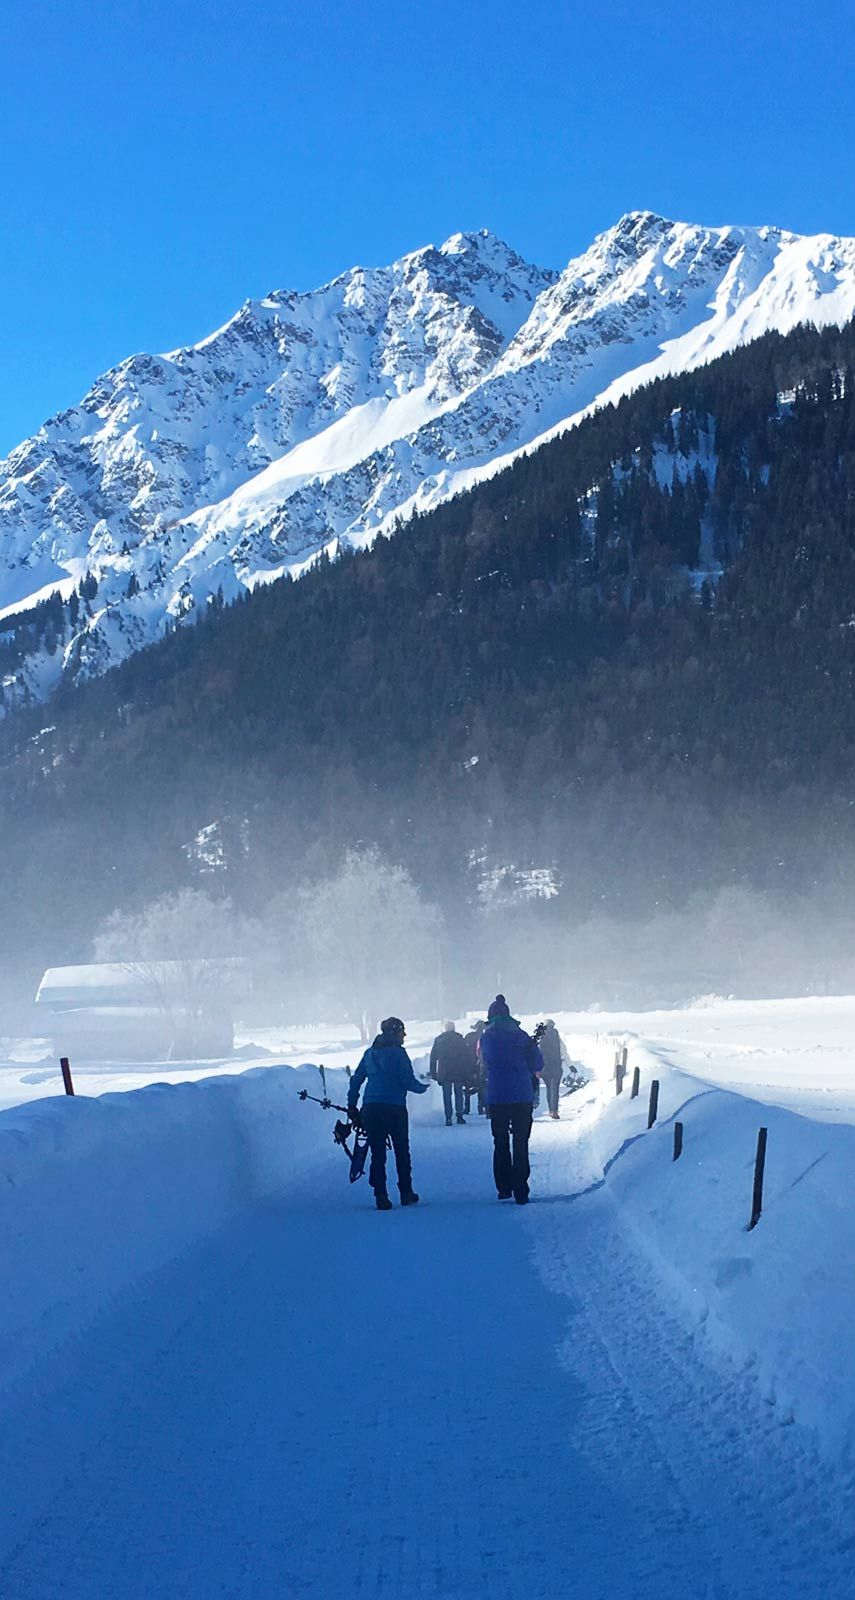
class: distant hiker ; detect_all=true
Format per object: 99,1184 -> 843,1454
464,1018 -> 487,1113
348,1017 -> 428,1210
479,995 -> 543,1204
430,1020 -> 472,1125
539,1019 -> 567,1119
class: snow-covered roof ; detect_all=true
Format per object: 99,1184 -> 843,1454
36,960 -> 250,1010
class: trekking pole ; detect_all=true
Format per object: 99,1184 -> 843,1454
297,1089 -> 352,1114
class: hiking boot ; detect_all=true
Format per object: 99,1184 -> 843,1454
514,1192 -> 530,1205
400,1190 -> 420,1206
375,1193 -> 393,1211
497,1189 -> 513,1201
456,1114 -> 466,1124
550,1111 -> 560,1120
445,1116 -> 453,1126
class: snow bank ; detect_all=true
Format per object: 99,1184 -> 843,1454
564,1033 -> 855,1463
6,1009 -> 855,1472
0,1063 -> 345,1390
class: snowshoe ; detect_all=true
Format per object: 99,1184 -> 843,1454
350,1132 -> 370,1182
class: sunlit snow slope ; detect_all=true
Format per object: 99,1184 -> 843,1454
4,211 -> 855,687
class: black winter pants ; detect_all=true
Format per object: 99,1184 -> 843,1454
543,1072 -> 561,1115
442,1081 -> 465,1120
489,1103 -> 533,1198
360,1104 -> 413,1197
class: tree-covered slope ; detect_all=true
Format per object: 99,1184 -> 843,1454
3,315 -> 855,989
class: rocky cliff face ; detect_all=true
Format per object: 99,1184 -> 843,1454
3,211 -> 855,700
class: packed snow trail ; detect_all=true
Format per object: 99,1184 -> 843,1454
1,1111 -> 851,1599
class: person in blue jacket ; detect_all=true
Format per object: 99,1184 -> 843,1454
479,994 -> 543,1204
348,1016 -> 429,1210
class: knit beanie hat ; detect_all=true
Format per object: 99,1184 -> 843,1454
487,994 -> 510,1020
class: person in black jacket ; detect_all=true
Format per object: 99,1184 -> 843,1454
539,1018 -> 566,1119
464,1018 -> 487,1113
430,1020 -> 472,1125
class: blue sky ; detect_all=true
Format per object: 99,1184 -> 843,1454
2,0 -> 853,454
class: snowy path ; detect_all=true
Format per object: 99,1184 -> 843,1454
1,1112 -> 851,1599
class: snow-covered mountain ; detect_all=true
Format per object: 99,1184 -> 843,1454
4,210 -> 855,695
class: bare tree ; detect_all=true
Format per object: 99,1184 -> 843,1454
93,888 -> 256,1057
296,847 -> 444,1041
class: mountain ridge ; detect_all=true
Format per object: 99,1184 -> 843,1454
4,210 -> 855,704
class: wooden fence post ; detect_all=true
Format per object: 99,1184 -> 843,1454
673,1121 -> 683,1161
60,1057 -> 75,1096
647,1079 -> 659,1129
630,1066 -> 640,1099
621,1044 -> 628,1072
318,1064 -> 327,1094
748,1128 -> 768,1231
614,1050 -> 625,1095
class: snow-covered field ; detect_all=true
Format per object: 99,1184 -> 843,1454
6,993 -> 855,1118
0,1021 -> 422,1114
0,1038 -> 277,1114
561,993 -> 855,1121
2,996 -> 854,1596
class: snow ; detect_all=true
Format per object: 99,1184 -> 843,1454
0,566 -> 77,623
0,1021 -> 419,1113
558,993 -> 855,1121
2,997 -> 855,1594
37,961 -> 161,1002
474,860 -> 561,906
6,212 -> 855,697
0,1063 -> 335,1390
551,1029 -> 855,1460
35,958 -> 249,1009
177,382 -> 448,563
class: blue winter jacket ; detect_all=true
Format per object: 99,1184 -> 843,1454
348,1039 -> 429,1110
480,1016 -> 543,1105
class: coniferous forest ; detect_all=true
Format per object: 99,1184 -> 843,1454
3,315 -> 855,1007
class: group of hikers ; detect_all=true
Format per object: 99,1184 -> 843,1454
428,1013 -> 570,1123
346,997 -> 572,1211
